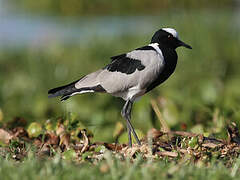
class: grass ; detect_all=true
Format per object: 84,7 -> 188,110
1,9 -> 240,179
1,152 -> 240,180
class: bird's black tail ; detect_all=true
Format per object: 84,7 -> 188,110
48,79 -> 80,101
48,78 -> 106,101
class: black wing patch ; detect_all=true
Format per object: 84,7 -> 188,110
110,54 -> 125,62
105,54 -> 145,74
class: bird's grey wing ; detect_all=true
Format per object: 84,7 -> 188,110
75,49 -> 147,91
97,46 -> 165,99
74,51 -> 146,92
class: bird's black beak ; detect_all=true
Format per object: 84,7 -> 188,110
178,40 -> 192,49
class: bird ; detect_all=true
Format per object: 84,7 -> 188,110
48,28 -> 192,147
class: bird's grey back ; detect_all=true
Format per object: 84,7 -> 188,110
74,48 -> 165,100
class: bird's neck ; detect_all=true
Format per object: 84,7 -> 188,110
157,43 -> 177,62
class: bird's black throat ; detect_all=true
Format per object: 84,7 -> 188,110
146,44 -> 178,93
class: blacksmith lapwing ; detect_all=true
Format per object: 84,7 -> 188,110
48,28 -> 192,147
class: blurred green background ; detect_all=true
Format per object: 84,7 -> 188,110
0,0 -> 240,142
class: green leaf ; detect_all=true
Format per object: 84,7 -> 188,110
27,122 -> 42,138
188,136 -> 198,148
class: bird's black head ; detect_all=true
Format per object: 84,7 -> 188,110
151,28 -> 192,49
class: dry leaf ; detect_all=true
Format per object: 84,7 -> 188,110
157,151 -> 178,158
227,123 -> 240,144
81,129 -> 89,153
0,128 -> 13,144
56,123 -> 65,136
60,133 -> 70,150
202,143 -> 220,149
147,128 -> 163,139
45,133 -> 59,146
104,143 -> 125,151
12,127 -> 28,138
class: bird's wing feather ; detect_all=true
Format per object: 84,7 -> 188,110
106,45 -> 157,74
98,46 -> 165,95
105,55 -> 145,75
75,46 -> 158,91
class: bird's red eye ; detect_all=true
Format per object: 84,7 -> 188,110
168,35 -> 173,39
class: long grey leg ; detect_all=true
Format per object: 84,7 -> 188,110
121,100 -> 141,146
126,123 -> 132,147
121,101 -> 132,146
125,101 -> 141,146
